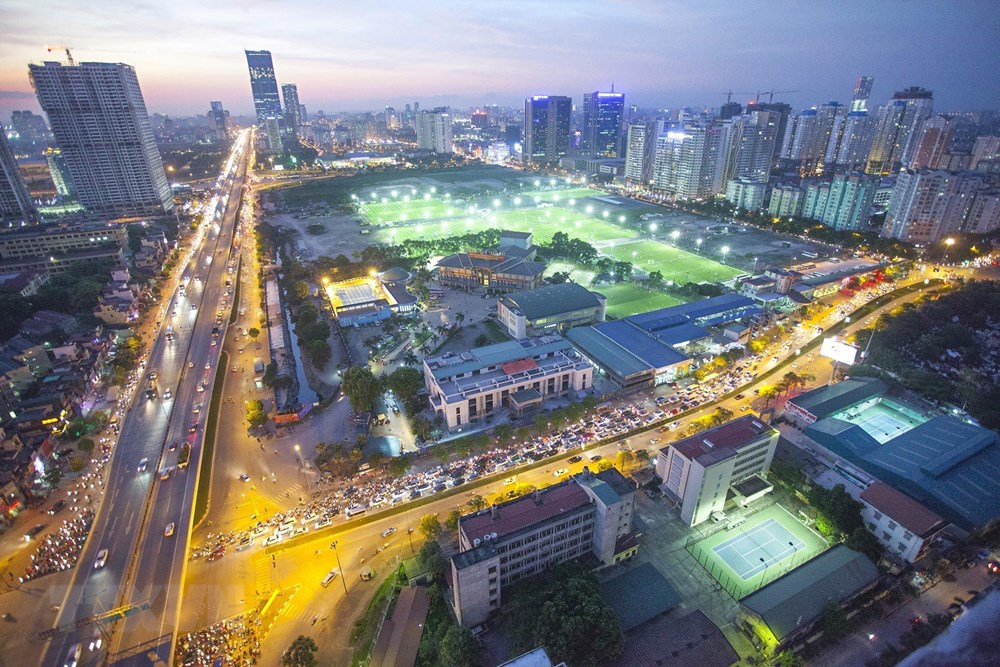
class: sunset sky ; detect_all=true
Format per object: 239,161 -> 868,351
2,0 -> 998,119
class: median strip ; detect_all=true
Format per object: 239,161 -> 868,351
194,350 -> 229,527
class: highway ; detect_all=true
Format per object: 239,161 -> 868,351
42,130 -> 249,667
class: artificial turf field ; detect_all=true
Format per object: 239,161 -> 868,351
604,240 -> 744,283
598,284 -> 684,318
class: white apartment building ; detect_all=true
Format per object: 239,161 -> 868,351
725,178 -> 766,211
451,468 -> 637,626
415,110 -> 454,153
423,334 -> 592,430
768,184 -> 805,218
656,416 -> 779,526
859,482 -> 945,563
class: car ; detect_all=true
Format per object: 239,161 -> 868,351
380,527 -> 397,538
164,522 -> 176,537
503,477 -> 516,485
314,518 -> 332,529
568,455 -> 583,464
321,569 -> 340,587
193,404 -> 201,414
188,361 -> 195,368
163,388 -> 172,399
47,500 -> 66,515
589,454 -> 602,462
160,468 -> 172,481
235,537 -> 254,552
137,458 -> 148,473
987,560 -> 1000,575
190,304 -> 197,311
25,524 -> 46,541
205,362 -> 211,370
553,468 -> 569,477
168,441 -> 177,452
64,643 -> 82,667
232,366 -> 239,372
189,423 -> 198,433
263,534 -> 282,547
239,473 -> 250,482
94,548 -> 109,569
147,371 -> 157,380
196,383 -> 206,392
207,546 -> 226,562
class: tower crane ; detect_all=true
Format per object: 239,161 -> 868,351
45,45 -> 75,65
756,89 -> 799,104
721,90 -> 754,103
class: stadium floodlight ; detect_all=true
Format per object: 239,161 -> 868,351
585,205 -> 594,214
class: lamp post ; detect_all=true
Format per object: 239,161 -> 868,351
760,556 -> 769,584
944,237 -> 955,264
670,230 -> 680,245
696,238 -> 703,253
721,246 -> 730,264
330,541 -> 349,596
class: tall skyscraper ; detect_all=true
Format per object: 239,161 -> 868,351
624,120 -> 660,185
245,50 -> 283,124
209,101 -> 230,141
581,91 -> 625,157
44,148 -> 75,199
523,96 -> 572,164
866,87 -> 933,175
652,122 -> 718,199
851,76 -> 874,113
0,130 -> 37,223
719,101 -> 743,120
29,60 -> 172,217
882,169 -> 983,243
908,115 -> 956,169
415,110 -> 454,153
831,111 -> 877,172
780,102 -> 844,176
820,172 -> 878,231
730,110 -> 780,183
746,101 -> 792,168
281,84 -> 302,135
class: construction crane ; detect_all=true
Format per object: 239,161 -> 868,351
721,90 -> 754,103
45,45 -> 75,65
755,89 -> 799,104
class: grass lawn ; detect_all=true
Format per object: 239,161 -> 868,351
519,187 -> 609,202
604,240 -> 744,283
597,283 -> 684,318
361,197 -> 468,225
687,504 -> 829,600
546,261 -> 597,286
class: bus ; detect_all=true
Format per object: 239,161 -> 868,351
801,251 -> 819,259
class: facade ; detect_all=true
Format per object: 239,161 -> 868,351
908,115 -> 955,169
281,84 -> 302,135
881,169 -> 986,243
451,468 -> 636,626
29,60 -> 173,218
523,96 -> 572,164
0,131 -> 36,224
209,101 -> 230,141
768,184 -> 804,218
780,103 -> 844,176
624,120 -> 660,184
725,178 -> 766,211
866,87 -> 934,175
423,335 -> 592,429
801,182 -> 831,220
245,50 -> 283,125
582,91 -> 625,157
653,123 -> 718,199
0,223 -> 126,261
497,283 -> 606,339
819,172 -> 878,231
851,76 -> 874,112
656,416 -> 779,526
970,135 -> 1000,170
415,110 -> 454,153
727,110 -> 781,184
859,482 -> 945,564
436,252 -> 544,293
831,111 -> 877,172
44,148 -> 75,199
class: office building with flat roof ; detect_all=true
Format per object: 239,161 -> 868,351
451,467 -> 636,626
582,91 -> 625,158
497,283 -> 606,339
656,415 -> 779,526
524,96 -> 571,165
424,334 -> 592,430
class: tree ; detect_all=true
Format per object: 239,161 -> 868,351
647,270 -> 664,289
445,509 -> 462,533
44,468 -> 62,486
439,625 -> 480,667
419,513 -> 442,541
389,457 -> 410,477
846,527 -> 884,562
759,384 -> 780,407
615,450 -> 635,474
341,365 -> 380,412
777,650 -> 805,667
474,333 -> 490,346
418,540 -> 447,579
246,400 -> 269,428
387,366 -> 424,404
306,338 -> 332,368
469,495 -> 487,511
748,339 -> 767,355
494,423 -> 514,443
77,437 -> 95,455
0,288 -> 32,339
248,327 -> 260,339
596,460 -> 613,472
820,601 -> 849,639
281,635 -> 318,667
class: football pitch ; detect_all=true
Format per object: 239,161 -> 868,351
604,240 -> 744,283
597,284 -> 684,318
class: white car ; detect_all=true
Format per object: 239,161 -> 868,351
553,468 -> 569,477
137,458 -> 148,473
235,537 -> 255,552
94,548 -> 109,569
64,643 -> 82,667
380,527 -> 397,538
204,362 -> 211,370
239,473 -> 250,482
321,569 -> 339,587
164,522 -> 176,537
263,533 -> 282,547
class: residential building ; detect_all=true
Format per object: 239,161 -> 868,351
423,334 -> 592,429
739,546 -> 879,653
624,120 -> 660,185
415,110 -> 454,153
497,283 -> 606,339
0,223 -> 126,262
881,169 -> 985,243
44,148 -> 75,199
831,111 -> 877,172
908,115 -> 956,169
0,271 -> 48,297
720,101 -> 743,120
859,482 -> 946,564
850,76 -> 874,113
656,415 -> 779,526
970,135 -> 1000,170
281,84 -> 301,135
28,60 -> 172,218
652,122 -> 719,199
581,91 -> 625,157
768,184 -> 804,218
780,103 -> 844,176
801,182 -> 831,220
745,101 -> 792,168
523,96 -> 572,164
450,467 -> 636,626
0,131 -> 36,224
728,110 -> 781,183
725,178 -> 765,211
819,172 -> 878,231
963,190 -> 1000,234
865,87 -> 933,175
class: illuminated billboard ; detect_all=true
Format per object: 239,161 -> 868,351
820,338 -> 859,366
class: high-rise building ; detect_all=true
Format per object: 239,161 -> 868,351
725,178 -> 766,211
831,111 -> 877,172
209,101 -> 230,141
746,101 -> 791,167
281,84 -> 302,135
0,130 -> 37,223
851,76 -> 874,113
471,110 -> 488,130
415,110 -> 454,153
652,122 -> 718,199
882,169 -> 984,243
819,172 -> 878,231
29,60 -> 172,218
730,110 -> 781,183
780,103 -> 844,176
768,184 -> 804,218
624,120 -> 660,185
245,50 -> 283,126
581,91 -> 625,157
971,135 -> 1000,170
908,115 -> 956,169
719,101 -> 743,120
866,87 -> 933,175
44,148 -> 75,199
523,96 -> 572,164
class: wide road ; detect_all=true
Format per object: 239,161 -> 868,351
42,131 -> 249,667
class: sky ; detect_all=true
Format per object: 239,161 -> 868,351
1,0 -> 999,119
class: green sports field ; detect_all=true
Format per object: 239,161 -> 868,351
604,240 -> 744,283
687,504 -> 828,600
519,187 -> 608,203
597,283 -> 684,318
362,197 -> 469,225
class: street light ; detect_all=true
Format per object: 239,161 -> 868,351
329,541 -> 349,596
944,237 -> 955,264
696,238 -> 703,253
670,230 -> 680,245
721,245 -> 730,264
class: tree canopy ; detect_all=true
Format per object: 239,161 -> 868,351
341,365 -> 381,412
281,635 -> 318,667
387,366 -> 424,403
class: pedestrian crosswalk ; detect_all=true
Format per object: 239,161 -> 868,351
254,555 -> 272,596
262,482 -> 306,506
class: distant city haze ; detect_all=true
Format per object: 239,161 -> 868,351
2,0 -> 999,118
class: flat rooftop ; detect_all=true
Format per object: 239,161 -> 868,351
460,481 -> 591,544
499,283 -> 603,321
667,415 -> 776,464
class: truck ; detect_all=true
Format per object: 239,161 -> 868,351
177,443 -> 191,468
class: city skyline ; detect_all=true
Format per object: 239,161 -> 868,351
2,1 -> 999,119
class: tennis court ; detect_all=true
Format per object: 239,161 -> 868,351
836,400 -> 924,444
712,519 -> 806,580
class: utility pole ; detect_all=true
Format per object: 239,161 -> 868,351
330,541 -> 348,596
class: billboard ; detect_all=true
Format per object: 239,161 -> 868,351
820,338 -> 859,366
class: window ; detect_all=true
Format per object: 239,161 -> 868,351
902,531 -> 913,541
873,511 -> 883,521
882,532 -> 892,542
867,522 -> 876,532
488,566 -> 497,574
887,520 -> 898,531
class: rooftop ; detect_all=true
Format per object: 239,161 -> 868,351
424,334 -> 578,382
600,562 -> 680,631
860,482 -> 944,538
667,415 -> 777,464
459,480 -> 591,544
369,586 -> 429,667
609,610 -> 739,667
740,545 -> 879,642
789,377 -> 888,418
499,283 -> 604,321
